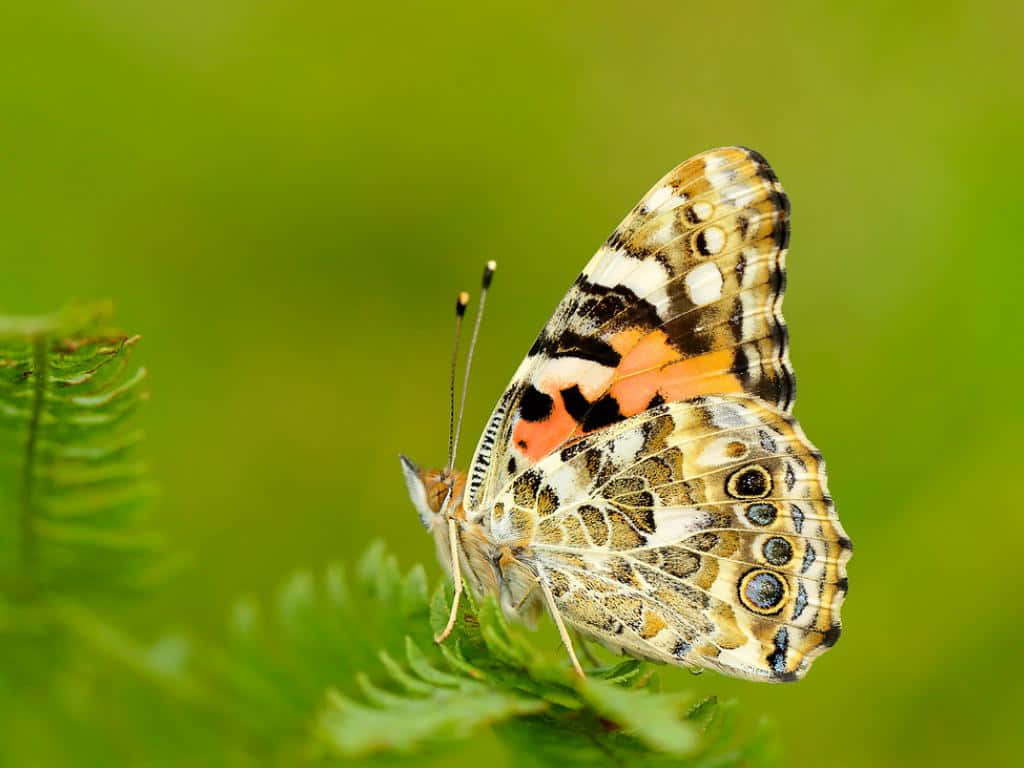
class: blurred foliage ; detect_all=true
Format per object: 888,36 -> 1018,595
1,1 -> 1022,766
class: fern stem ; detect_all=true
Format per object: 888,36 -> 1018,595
18,334 -> 47,590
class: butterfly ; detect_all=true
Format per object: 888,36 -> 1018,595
401,147 -> 851,681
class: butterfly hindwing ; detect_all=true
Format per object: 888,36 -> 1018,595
487,395 -> 849,681
467,147 -> 794,511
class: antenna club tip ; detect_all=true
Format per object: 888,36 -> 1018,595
456,291 -> 470,316
482,260 -> 497,288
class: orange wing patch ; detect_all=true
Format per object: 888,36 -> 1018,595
610,349 -> 742,417
614,330 -> 679,377
511,343 -> 743,461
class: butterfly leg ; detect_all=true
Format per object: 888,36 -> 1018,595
538,572 -> 585,678
434,516 -> 463,644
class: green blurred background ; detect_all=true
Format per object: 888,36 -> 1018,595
2,1 -> 1022,765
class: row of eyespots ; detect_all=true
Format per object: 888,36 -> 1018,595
732,463 -> 788,614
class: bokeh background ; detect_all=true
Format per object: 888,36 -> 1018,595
2,1 -> 1022,766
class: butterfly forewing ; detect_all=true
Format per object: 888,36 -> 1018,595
466,147 -> 794,511
487,395 -> 850,681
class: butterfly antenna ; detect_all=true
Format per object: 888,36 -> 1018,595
445,291 -> 471,474
449,260 -> 496,474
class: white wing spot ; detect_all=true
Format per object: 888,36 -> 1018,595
702,226 -> 725,254
704,153 -> 736,189
648,219 -> 675,246
544,463 -> 586,502
693,202 -> 713,221
645,185 -> 673,212
591,257 -> 671,309
609,430 -> 646,466
539,358 -> 613,400
706,401 -> 751,429
726,182 -> 761,209
684,262 -> 723,306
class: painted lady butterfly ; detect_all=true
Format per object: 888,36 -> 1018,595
401,147 -> 851,681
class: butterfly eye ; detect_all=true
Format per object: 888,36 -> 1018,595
762,536 -> 794,566
726,464 -> 773,499
738,569 -> 789,615
745,502 -> 777,526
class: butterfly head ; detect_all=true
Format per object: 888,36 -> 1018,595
399,455 -> 466,530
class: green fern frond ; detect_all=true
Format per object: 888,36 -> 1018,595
0,303 -> 158,602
